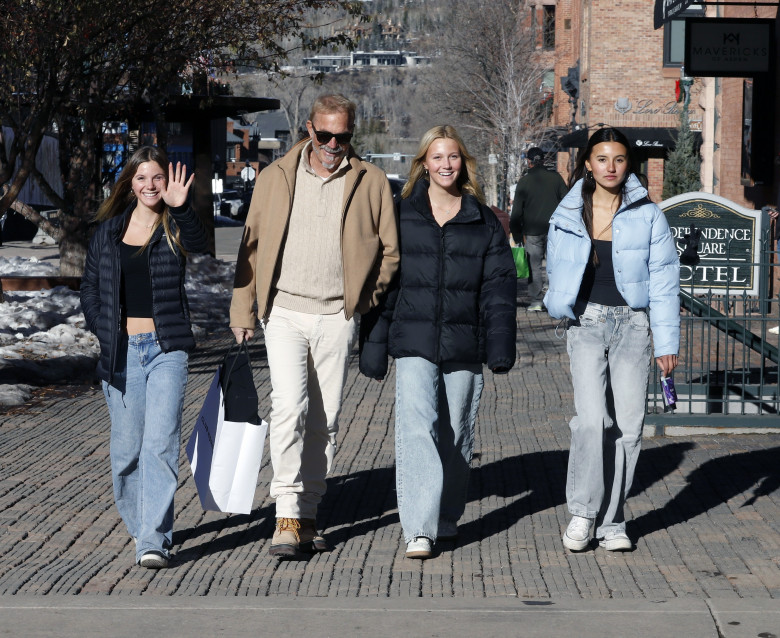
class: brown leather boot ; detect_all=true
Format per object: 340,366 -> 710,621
299,518 -> 329,552
269,518 -> 302,558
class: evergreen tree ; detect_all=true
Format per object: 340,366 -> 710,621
663,109 -> 702,199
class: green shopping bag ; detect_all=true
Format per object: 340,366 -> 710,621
512,245 -> 529,279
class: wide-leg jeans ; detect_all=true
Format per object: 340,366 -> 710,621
261,305 -> 357,520
395,357 -> 484,543
565,302 -> 651,538
103,332 -> 188,563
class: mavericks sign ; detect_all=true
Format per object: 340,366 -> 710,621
685,18 -> 774,77
662,193 -> 764,295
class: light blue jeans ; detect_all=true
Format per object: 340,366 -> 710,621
103,332 -> 188,563
395,357 -> 484,543
565,302 -> 651,538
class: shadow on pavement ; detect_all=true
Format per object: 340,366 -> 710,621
172,504 -> 276,564
173,441 -> 713,558
631,444 -> 780,540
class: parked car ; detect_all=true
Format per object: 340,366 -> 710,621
388,176 -> 406,201
218,188 -> 255,221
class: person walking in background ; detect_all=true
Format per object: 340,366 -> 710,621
510,147 -> 568,311
229,94 -> 399,559
80,146 -> 206,569
544,127 -> 680,553
359,125 -> 516,560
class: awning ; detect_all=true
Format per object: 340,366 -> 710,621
557,127 -> 702,150
163,96 -> 280,120
653,0 -> 695,29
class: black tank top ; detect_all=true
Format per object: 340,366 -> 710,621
577,239 -> 628,307
120,242 -> 153,318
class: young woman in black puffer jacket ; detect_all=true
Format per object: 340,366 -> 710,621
80,146 -> 206,570
360,125 -> 517,559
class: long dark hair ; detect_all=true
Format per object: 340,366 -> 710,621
96,146 -> 183,253
570,127 -> 634,242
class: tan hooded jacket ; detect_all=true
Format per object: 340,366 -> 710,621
230,141 -> 400,327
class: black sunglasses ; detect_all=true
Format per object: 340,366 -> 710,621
312,127 -> 353,146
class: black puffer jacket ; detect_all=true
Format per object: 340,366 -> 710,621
80,203 -> 208,386
359,179 -> 517,378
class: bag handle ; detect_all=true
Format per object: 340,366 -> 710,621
223,339 -> 252,382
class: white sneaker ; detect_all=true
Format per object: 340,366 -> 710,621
599,529 -> 632,551
406,537 -> 433,559
562,516 -> 593,551
139,550 -> 169,569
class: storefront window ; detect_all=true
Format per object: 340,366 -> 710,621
663,5 -> 705,68
543,6 -> 555,50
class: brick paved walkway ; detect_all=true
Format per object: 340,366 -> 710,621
1,309 -> 778,600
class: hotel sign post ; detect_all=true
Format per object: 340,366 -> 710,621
662,193 -> 764,295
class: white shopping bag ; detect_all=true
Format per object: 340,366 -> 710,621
186,364 -> 268,515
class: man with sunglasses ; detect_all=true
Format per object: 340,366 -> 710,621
229,93 -> 399,559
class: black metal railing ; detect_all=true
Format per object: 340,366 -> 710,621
646,231 -> 780,430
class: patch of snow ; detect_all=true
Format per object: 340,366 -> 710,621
0,252 -> 235,406
0,256 -> 60,276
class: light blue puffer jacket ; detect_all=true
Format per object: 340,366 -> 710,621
543,174 -> 680,357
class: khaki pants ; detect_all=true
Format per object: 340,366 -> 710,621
262,305 -> 357,519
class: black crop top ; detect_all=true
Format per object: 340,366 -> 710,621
577,239 -> 628,307
120,242 -> 153,318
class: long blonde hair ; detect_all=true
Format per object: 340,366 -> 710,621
401,125 -> 485,203
96,146 -> 183,254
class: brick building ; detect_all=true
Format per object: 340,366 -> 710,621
546,0 -> 779,210
702,1 -> 778,210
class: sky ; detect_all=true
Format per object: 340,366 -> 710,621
0,253 -> 235,406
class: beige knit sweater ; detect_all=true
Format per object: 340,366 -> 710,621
229,140 -> 399,326
271,147 -> 348,314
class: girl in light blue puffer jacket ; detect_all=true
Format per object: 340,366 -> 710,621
543,127 -> 680,554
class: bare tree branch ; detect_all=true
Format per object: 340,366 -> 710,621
426,0 -> 552,204
0,0 -> 364,274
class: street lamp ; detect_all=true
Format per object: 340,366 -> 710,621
561,65 -> 580,175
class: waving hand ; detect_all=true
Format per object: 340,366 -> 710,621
162,162 -> 194,208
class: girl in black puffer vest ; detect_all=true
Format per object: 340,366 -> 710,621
80,146 -> 206,570
360,125 -> 516,559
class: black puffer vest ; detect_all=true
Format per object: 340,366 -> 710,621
80,204 -> 207,386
